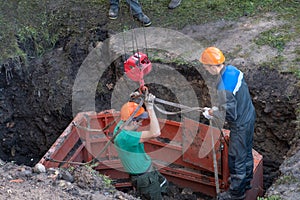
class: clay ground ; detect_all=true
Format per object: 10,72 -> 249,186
0,1 -> 300,200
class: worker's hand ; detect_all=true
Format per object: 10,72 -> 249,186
212,106 -> 219,112
145,93 -> 155,109
130,91 -> 140,98
202,107 -> 213,120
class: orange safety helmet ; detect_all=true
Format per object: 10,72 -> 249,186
199,47 -> 225,65
120,102 -> 146,121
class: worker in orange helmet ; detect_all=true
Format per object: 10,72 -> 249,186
199,47 -> 256,200
113,93 -> 168,200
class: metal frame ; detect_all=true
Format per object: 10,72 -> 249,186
39,110 -> 263,199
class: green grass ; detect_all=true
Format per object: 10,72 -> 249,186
257,196 -> 281,200
0,0 -> 299,66
254,26 -> 292,52
275,174 -> 298,185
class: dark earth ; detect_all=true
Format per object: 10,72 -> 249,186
1,1 -> 300,200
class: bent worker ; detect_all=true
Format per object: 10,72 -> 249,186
113,93 -> 168,199
199,47 -> 256,200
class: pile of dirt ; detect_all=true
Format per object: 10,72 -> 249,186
0,159 -> 212,200
0,160 -> 138,200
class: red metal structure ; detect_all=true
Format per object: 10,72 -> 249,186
124,52 -> 152,87
39,110 -> 263,199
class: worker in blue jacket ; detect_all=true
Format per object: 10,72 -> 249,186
199,47 -> 256,200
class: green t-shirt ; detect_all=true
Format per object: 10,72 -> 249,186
113,121 -> 152,174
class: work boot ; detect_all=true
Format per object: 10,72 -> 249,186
168,0 -> 182,9
217,191 -> 246,200
134,13 -> 151,27
108,7 -> 118,20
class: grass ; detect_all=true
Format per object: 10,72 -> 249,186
257,196 -> 281,200
254,26 -> 292,52
1,0 -> 299,65
0,1 -> 300,137
275,174 -> 298,185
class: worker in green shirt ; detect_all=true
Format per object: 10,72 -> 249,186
113,93 -> 168,200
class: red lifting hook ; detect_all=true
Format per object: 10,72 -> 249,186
124,52 -> 152,88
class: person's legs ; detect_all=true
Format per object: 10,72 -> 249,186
245,116 -> 255,190
125,0 -> 151,26
109,0 -> 120,19
219,125 -> 248,199
110,0 -> 119,9
157,170 -> 168,194
125,0 -> 142,15
131,171 -> 163,200
168,0 -> 182,9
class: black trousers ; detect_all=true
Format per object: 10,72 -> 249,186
130,169 -> 168,200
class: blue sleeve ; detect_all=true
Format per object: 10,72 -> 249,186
216,66 -> 242,122
218,65 -> 243,95
214,90 -> 237,122
223,90 -> 238,122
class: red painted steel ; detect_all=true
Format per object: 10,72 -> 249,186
39,110 -> 263,199
124,52 -> 152,86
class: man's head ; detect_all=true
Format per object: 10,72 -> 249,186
199,47 -> 225,75
120,102 -> 149,121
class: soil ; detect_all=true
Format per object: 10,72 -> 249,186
0,161 -> 139,200
0,2 -> 300,200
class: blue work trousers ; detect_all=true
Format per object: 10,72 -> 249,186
110,0 -> 143,15
228,114 -> 255,196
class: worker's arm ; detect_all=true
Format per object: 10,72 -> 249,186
203,90 -> 237,122
213,90 -> 237,122
140,94 -> 161,142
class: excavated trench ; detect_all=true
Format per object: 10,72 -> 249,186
0,28 -> 299,198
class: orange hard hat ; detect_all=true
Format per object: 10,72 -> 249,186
120,102 -> 147,121
199,47 -> 225,65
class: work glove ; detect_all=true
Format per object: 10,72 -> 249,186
212,106 -> 219,112
202,107 -> 213,120
145,93 -> 155,109
130,91 -> 140,98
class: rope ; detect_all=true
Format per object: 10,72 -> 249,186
155,97 -> 201,110
72,116 -> 120,133
154,104 -> 203,115
154,97 -> 204,115
139,0 -> 149,56
143,26 -> 149,56
210,119 -> 220,196
213,117 -> 230,146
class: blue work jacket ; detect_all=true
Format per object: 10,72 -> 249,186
213,65 -> 255,127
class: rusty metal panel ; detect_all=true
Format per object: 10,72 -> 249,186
182,118 -> 222,173
245,150 -> 264,200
